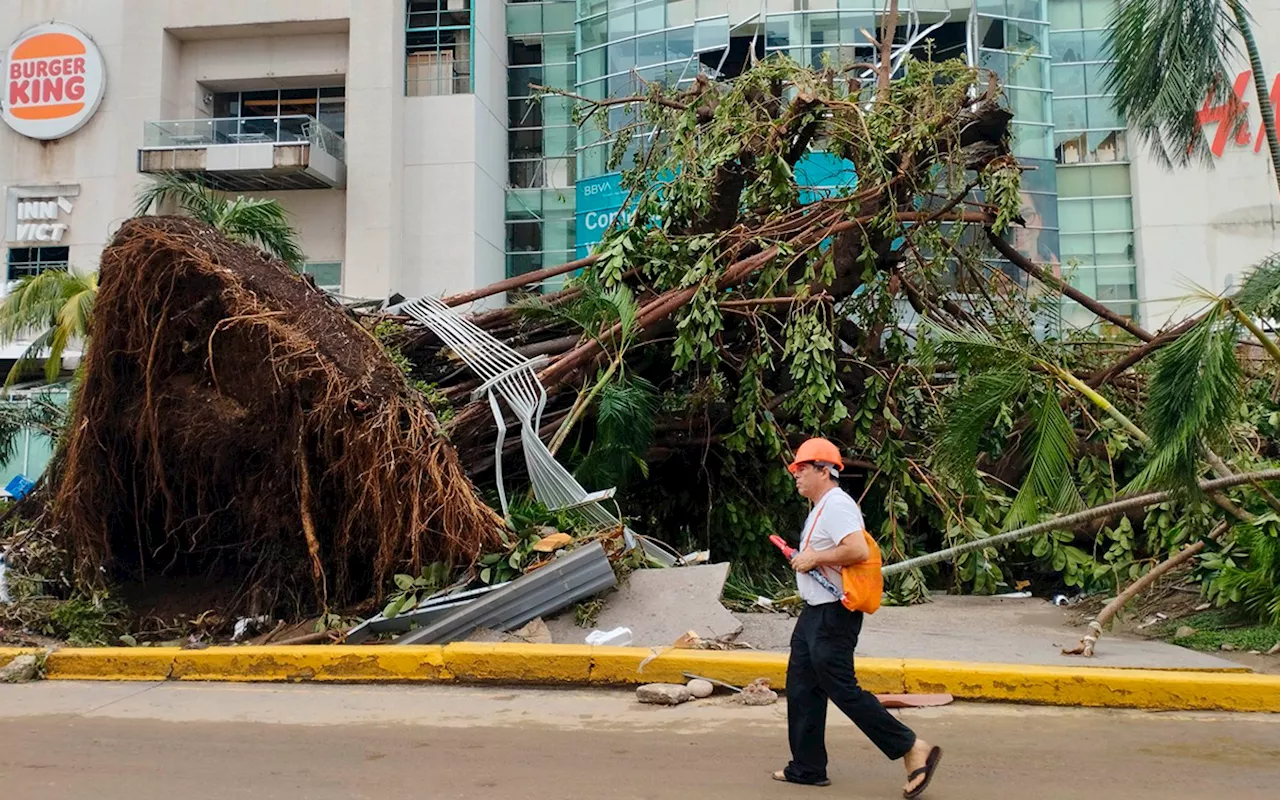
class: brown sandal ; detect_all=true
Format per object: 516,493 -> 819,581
903,746 -> 942,799
772,769 -> 831,787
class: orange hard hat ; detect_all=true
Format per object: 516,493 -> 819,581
788,438 -> 844,474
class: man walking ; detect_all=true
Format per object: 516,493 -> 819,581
773,438 -> 942,798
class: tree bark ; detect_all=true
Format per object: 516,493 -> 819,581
1063,520 -> 1228,657
441,255 -> 600,308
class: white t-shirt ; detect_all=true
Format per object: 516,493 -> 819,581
796,487 -> 866,606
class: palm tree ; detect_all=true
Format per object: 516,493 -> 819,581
0,269 -> 97,387
134,174 -> 306,269
1107,0 -> 1280,192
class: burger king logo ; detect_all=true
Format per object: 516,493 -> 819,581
2,22 -> 105,141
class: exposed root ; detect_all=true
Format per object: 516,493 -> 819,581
51,216 -> 503,617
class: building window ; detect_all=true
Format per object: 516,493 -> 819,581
406,0 -> 473,96
211,87 -> 346,139
506,3 -> 577,285
1049,0 -> 1139,322
301,262 -> 342,294
6,246 -> 69,282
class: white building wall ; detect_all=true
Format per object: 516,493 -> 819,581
342,1 -> 403,299
2,0 -> 507,309
1133,2 -> 1280,326
400,0 -> 507,301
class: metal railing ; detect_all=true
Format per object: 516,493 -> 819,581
141,115 -> 346,161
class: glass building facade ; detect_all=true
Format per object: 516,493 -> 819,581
506,1 -> 579,284
500,0 -> 1140,321
1048,0 -> 1137,321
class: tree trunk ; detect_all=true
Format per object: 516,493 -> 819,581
880,469 -> 1280,577
1229,0 -> 1280,197
1063,520 -> 1228,657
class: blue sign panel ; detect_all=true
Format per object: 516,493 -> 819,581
573,154 -> 860,259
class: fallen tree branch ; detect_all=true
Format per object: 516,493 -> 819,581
541,210 -> 994,386
1062,519 -> 1229,657
986,229 -> 1151,342
1088,316 -> 1200,388
442,254 -> 601,308
881,469 -> 1280,577
529,83 -> 690,112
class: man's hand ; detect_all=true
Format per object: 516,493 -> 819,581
791,548 -> 819,573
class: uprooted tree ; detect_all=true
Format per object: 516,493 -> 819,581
395,52 -> 1280,645
42,216 -> 503,617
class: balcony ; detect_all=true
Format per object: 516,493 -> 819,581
138,116 -> 346,191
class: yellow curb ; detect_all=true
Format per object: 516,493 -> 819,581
590,647 -> 787,687
13,644 -> 1280,712
442,642 -> 593,683
0,647 -> 41,668
903,659 -> 1280,712
45,648 -> 178,681
586,648 -> 904,694
169,646 -> 451,682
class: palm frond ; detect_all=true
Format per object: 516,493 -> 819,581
5,326 -> 57,388
935,367 -> 1032,480
0,269 -> 85,343
611,284 -> 641,341
1231,252 -> 1280,317
1131,303 -> 1243,490
135,176 -> 305,268
0,394 -> 68,463
217,196 -> 305,269
519,281 -> 638,347
1106,0 -> 1239,168
927,322 -> 1034,370
0,269 -> 96,388
1005,390 -> 1082,530
134,173 -> 222,223
1215,518 -> 1280,625
575,373 -> 658,487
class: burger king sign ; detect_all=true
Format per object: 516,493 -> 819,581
2,22 -> 105,140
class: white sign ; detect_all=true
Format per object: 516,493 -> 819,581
2,22 -> 106,141
4,185 -> 79,244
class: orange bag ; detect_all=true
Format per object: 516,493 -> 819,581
839,530 -> 883,614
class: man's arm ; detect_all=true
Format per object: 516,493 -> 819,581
791,531 -> 869,572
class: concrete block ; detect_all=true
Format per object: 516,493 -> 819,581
549,563 -> 743,647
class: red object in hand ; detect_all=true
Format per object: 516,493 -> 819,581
769,534 -> 797,559
770,535 -> 846,601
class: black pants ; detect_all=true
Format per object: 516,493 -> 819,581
784,602 -> 916,784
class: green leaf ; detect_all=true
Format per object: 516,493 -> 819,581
480,567 -> 492,584
393,574 -> 415,591
1105,0 -> 1239,168
383,597 -> 406,619
1130,304 -> 1243,491
1005,390 -> 1080,530
935,367 -> 1031,480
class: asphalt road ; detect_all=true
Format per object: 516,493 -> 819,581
1,682 -> 1278,799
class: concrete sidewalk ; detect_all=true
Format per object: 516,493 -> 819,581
733,595 -> 1246,671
